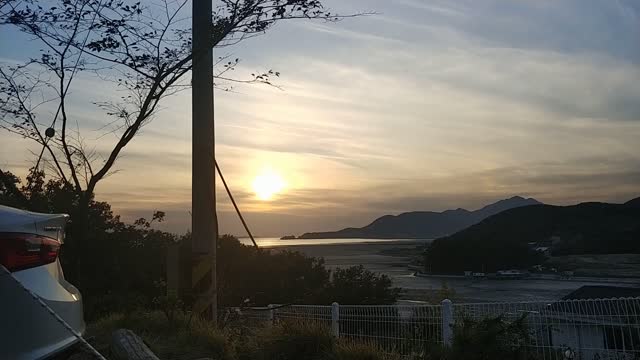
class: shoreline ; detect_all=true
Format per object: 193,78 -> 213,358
265,240 -> 640,302
414,272 -> 640,285
264,239 -> 426,248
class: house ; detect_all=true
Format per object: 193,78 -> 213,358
544,286 -> 640,359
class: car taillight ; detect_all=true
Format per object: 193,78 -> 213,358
0,233 -> 60,272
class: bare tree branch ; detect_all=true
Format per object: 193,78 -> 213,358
0,0 -> 368,198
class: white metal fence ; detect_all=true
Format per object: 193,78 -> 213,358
452,298 -> 640,360
225,297 -> 640,360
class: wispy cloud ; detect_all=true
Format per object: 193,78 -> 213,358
2,0 -> 639,236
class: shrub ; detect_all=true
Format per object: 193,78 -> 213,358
88,312 -> 543,360
237,321 -> 336,360
448,315 -> 536,360
2,171 -> 401,319
328,265 -> 401,305
87,311 -> 234,360
89,313 -> 395,360
181,235 -> 401,308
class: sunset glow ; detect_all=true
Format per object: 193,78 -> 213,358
252,169 -> 285,200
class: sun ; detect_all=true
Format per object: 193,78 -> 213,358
252,169 -> 285,200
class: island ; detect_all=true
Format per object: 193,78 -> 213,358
280,235 -> 297,240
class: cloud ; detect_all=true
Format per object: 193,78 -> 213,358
100,150 -> 640,236
420,49 -> 640,122
388,0 -> 640,63
2,0 -> 640,237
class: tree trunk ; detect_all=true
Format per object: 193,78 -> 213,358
65,191 -> 91,288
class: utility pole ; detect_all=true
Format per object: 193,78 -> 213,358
192,0 -> 217,324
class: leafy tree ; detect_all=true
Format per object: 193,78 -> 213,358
1,169 -> 175,317
214,235 -> 331,307
2,170 -> 400,317
196,236 -> 401,307
327,265 -> 401,305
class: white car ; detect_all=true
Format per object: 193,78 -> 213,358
0,205 -> 85,360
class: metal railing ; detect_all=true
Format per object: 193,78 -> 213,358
452,298 -> 640,360
226,297 -> 640,359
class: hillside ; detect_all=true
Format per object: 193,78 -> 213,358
299,196 -> 541,239
626,197 -> 640,208
424,199 -> 640,274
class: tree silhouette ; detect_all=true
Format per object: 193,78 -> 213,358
0,169 -> 401,316
0,0 -> 367,285
0,0 -> 364,197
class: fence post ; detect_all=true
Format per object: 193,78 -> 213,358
331,302 -> 340,338
268,304 -> 275,326
441,299 -> 454,347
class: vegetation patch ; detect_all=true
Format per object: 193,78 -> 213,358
87,310 -> 548,360
88,312 -> 399,360
87,311 -> 233,360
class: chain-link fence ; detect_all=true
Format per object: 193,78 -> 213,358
226,297 -> 640,359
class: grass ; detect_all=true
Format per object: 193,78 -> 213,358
87,307 -> 558,360
87,310 -> 549,360
87,311 -> 233,360
236,321 -> 335,360
87,311 -> 392,360
333,342 -> 401,360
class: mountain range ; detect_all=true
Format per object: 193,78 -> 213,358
425,197 -> 640,273
298,196 -> 542,239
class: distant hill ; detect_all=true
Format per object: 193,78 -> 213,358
299,196 -> 541,239
425,199 -> 640,274
626,197 -> 640,208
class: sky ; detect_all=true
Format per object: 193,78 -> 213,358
1,0 -> 640,236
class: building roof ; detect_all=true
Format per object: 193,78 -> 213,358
562,285 -> 640,300
546,286 -> 640,318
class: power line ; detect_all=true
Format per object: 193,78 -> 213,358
215,160 -> 258,249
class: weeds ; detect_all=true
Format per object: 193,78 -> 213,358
87,311 -> 543,360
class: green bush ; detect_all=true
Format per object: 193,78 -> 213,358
235,321 -> 397,360
329,265 -> 401,305
87,311 -> 234,360
1,170 -> 401,319
237,321 -> 336,360
447,315 -> 536,360
88,311 -> 545,360
398,315 -> 541,360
